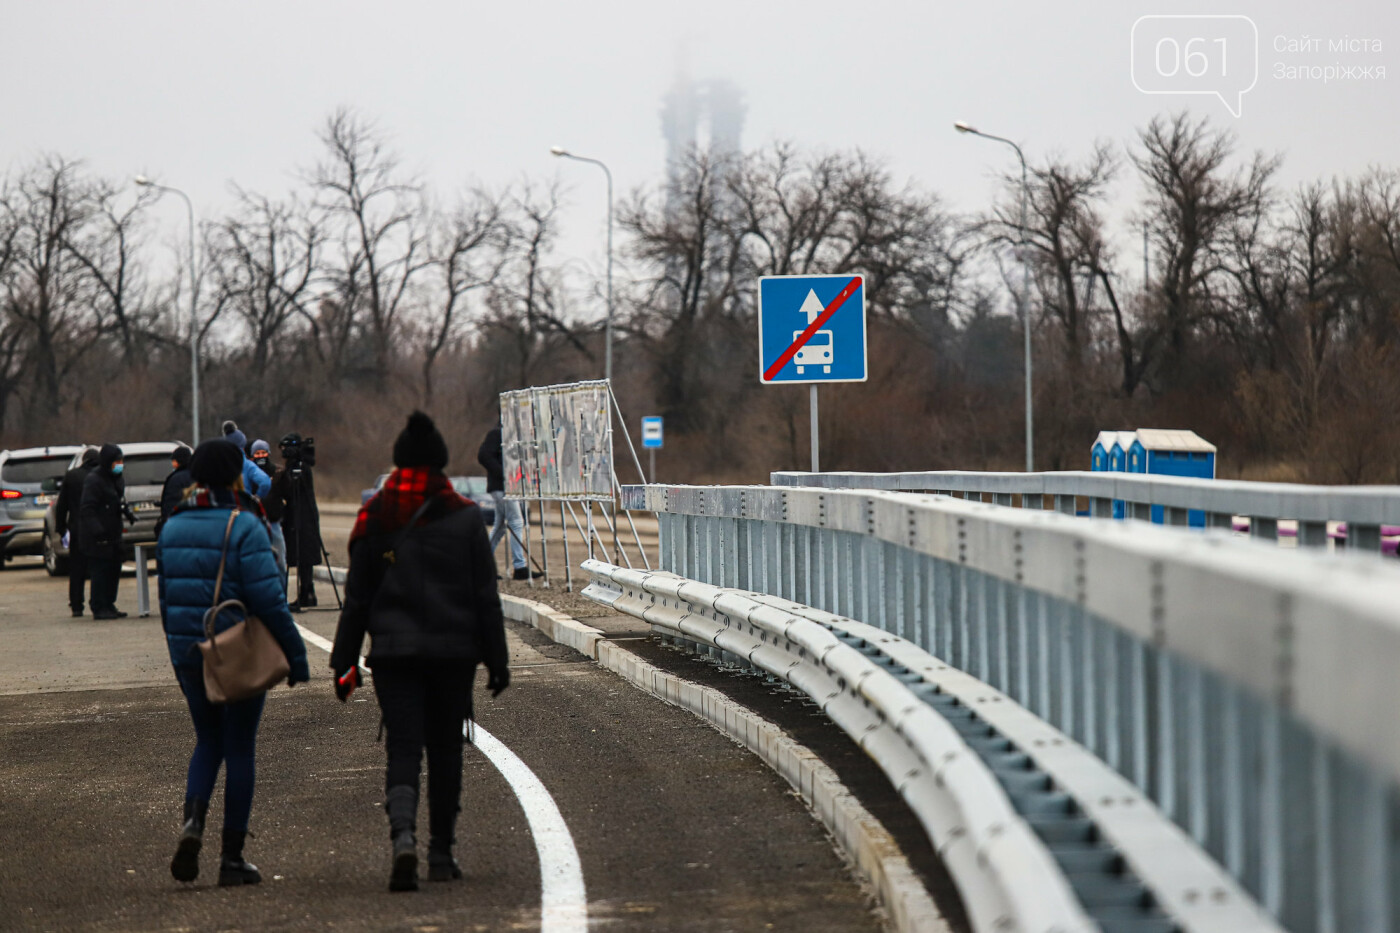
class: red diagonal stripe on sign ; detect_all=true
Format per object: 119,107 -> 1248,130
763,276 -> 862,382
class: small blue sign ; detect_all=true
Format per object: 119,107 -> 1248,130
641,416 -> 663,449
759,274 -> 867,384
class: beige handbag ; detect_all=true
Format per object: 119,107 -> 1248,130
199,510 -> 291,703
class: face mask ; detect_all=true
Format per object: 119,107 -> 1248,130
112,463 -> 125,475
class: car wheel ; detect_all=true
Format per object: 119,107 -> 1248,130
43,535 -> 69,577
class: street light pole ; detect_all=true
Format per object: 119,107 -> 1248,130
550,146 -> 613,385
954,122 -> 1034,472
135,176 -> 200,445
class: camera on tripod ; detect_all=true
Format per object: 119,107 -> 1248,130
279,433 -> 316,478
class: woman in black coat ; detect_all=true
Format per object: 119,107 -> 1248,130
80,444 -> 133,619
330,412 -> 509,892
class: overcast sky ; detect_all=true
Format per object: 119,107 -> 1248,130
2,0 -> 1396,297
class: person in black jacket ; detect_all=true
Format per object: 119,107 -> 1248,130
155,445 -> 193,539
80,444 -> 135,620
54,447 -> 99,617
332,411 -> 509,892
476,422 -> 534,580
268,433 -> 322,610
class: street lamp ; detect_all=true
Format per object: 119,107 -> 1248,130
134,175 -> 201,446
955,121 -> 1034,472
550,146 -> 614,386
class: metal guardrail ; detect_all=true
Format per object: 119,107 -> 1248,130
582,560 -> 1098,933
584,560 -> 1280,933
771,470 -> 1400,550
621,483 -> 1400,933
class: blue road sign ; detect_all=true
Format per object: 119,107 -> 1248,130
758,274 -> 867,384
641,416 -> 664,449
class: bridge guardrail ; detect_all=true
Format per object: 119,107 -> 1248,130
621,483 -> 1400,933
582,559 -> 1098,933
771,470 -> 1400,550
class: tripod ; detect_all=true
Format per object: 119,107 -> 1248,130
286,463 -> 341,611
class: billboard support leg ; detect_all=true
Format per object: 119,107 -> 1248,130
560,502 -> 573,592
537,497 -> 550,587
522,500 -> 534,588
609,384 -> 648,485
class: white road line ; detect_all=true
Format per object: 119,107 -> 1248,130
296,623 -> 588,931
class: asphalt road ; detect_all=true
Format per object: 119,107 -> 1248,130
0,551 -> 888,932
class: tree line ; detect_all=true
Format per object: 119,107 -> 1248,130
2,108 -> 1398,493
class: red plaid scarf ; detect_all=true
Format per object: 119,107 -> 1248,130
350,467 -> 471,547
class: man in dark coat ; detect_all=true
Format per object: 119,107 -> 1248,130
80,444 -> 135,620
477,422 -> 532,579
268,433 -> 322,611
54,447 -> 100,617
156,445 -> 194,539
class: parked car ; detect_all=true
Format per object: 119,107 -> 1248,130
451,475 -> 495,526
360,472 -> 391,506
1,446 -> 87,565
358,472 -> 494,525
42,441 -> 181,576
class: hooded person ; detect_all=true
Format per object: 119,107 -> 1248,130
157,439 -> 309,887
224,428 -> 271,499
249,440 -> 288,579
331,411 -> 509,892
54,447 -> 101,617
80,444 -> 134,619
156,445 -> 194,539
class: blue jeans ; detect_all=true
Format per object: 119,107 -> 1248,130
488,491 -> 526,569
175,667 -> 266,831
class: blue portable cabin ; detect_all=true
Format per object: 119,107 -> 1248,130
1090,431 -> 1137,519
1127,429 -> 1216,526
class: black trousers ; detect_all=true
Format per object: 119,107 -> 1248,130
87,556 -> 120,613
372,659 -> 476,846
67,548 -> 89,613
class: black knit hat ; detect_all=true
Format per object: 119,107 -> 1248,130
393,411 -> 449,470
190,439 -> 244,488
172,445 -> 193,469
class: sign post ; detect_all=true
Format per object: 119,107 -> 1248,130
758,274 -> 867,473
641,415 -> 663,483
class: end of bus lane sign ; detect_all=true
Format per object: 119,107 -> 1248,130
758,274 -> 867,384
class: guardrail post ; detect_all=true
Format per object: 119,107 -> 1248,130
1055,494 -> 1076,515
1351,523 -> 1382,552
1208,512 -> 1234,531
1091,497 -> 1112,518
1024,493 -> 1043,510
1298,520 -> 1328,548
1251,517 -> 1279,542
1166,506 -> 1189,527
1130,501 -> 1152,522
994,492 -> 1013,507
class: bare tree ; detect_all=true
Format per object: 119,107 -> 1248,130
311,108 -> 429,384
1133,113 -> 1279,372
0,157 -> 106,422
208,189 -> 323,377
62,179 -> 156,361
420,191 -> 508,405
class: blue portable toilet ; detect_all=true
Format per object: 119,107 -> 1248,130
1126,429 -> 1216,526
1090,431 -> 1137,519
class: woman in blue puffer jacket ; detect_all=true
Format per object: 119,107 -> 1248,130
157,439 -> 310,887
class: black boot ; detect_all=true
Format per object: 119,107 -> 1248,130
170,798 -> 207,882
428,786 -> 463,881
218,829 -> 262,886
385,785 -> 418,892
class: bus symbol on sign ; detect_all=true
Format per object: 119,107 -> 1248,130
641,416 -> 663,449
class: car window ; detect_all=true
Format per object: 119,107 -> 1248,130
1,455 -> 72,485
122,455 -> 175,487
